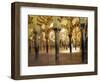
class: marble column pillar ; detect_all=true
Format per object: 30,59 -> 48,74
53,28 -> 61,60
69,34 -> 72,53
81,29 -> 87,63
45,35 -> 49,54
34,32 -> 39,60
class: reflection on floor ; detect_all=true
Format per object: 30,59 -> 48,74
28,47 -> 83,66
59,47 -> 80,53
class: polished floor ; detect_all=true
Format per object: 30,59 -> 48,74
28,47 -> 84,66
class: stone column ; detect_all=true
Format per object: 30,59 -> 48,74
45,34 -> 49,54
81,24 -> 87,63
69,34 -> 72,53
53,28 -> 61,60
34,31 -> 39,60
52,17 -> 61,60
67,18 -> 73,53
33,16 -> 39,60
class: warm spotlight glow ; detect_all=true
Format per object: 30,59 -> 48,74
49,31 -> 55,42
49,23 -> 53,28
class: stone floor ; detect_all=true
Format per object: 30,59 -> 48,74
28,52 -> 83,66
28,46 -> 88,66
